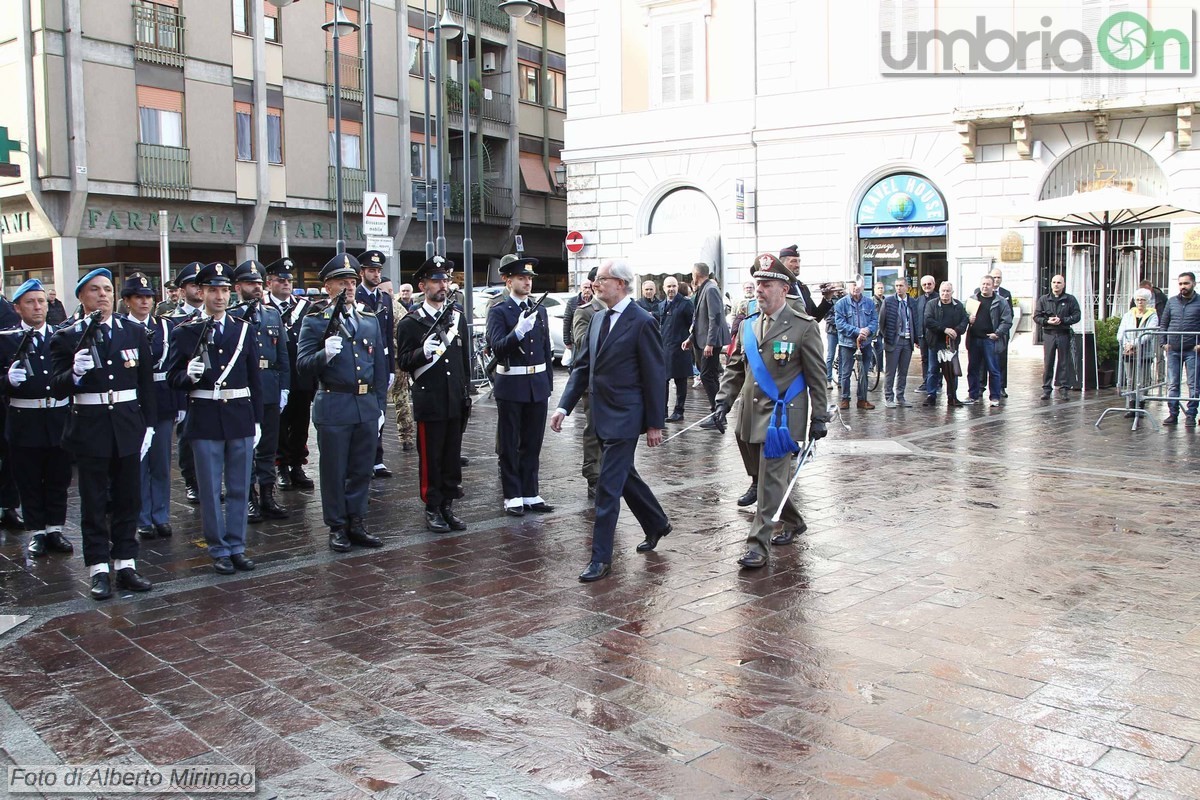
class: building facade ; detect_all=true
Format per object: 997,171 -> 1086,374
562,0 -> 1200,327
0,0 -> 567,305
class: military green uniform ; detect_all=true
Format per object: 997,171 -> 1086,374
389,297 -> 415,449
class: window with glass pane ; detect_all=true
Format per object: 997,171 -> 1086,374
548,69 -> 565,110
267,112 -> 283,163
232,0 -> 248,34
408,36 -> 423,76
139,108 -> 184,147
236,110 -> 253,160
329,132 -> 362,169
265,15 -> 280,42
518,63 -> 539,103
410,143 -> 423,178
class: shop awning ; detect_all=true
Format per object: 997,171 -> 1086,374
519,153 -> 552,194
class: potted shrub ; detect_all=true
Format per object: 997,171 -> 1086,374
1095,316 -> 1121,388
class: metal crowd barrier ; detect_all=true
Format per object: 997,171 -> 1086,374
1095,328 -> 1200,431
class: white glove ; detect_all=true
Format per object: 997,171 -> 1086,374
378,412 -> 385,433
279,389 -> 289,411
422,336 -> 444,359
253,423 -> 261,449
72,350 -> 95,377
324,336 -> 343,360
561,347 -> 573,367
514,312 -> 536,339
7,363 -> 27,387
140,428 -> 154,460
388,373 -> 396,391
176,410 -> 186,424
186,356 -> 205,383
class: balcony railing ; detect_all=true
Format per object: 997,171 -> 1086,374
446,0 -> 511,31
481,186 -> 513,224
448,89 -> 512,126
137,143 -> 190,200
133,3 -> 185,68
326,52 -> 364,102
328,165 -> 367,209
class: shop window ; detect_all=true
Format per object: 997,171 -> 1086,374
235,102 -> 253,161
518,63 -> 539,104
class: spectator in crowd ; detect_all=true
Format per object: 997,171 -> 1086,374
731,280 -> 756,338
1116,287 -> 1158,418
1033,274 -> 1082,400
657,276 -> 694,422
45,289 -> 67,327
636,280 -> 659,314
824,314 -> 838,390
561,277 -> 592,364
686,262 -> 730,426
965,275 -> 1012,407
1132,279 -> 1168,318
833,281 -> 878,410
880,278 -> 916,408
871,281 -> 886,373
397,283 -> 416,311
1159,271 -> 1200,425
913,275 -> 940,402
987,268 -> 1013,397
924,281 -> 969,407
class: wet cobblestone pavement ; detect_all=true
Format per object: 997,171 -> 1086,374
2,354 -> 1199,799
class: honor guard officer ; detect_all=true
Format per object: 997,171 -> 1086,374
169,261 -> 206,503
0,290 -> 24,530
296,253 -> 388,553
267,258 -> 317,491
166,262 -> 263,575
712,255 -> 829,570
121,273 -> 182,540
395,256 -> 472,533
486,254 -> 555,517
231,260 -> 290,523
49,268 -> 156,600
356,250 -> 396,479
0,279 -> 74,558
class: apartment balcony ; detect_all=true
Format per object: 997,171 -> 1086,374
133,3 -> 186,68
446,185 -> 513,225
137,143 -> 190,200
448,87 -> 512,137
326,52 -> 364,103
328,165 -> 367,209
446,0 -> 511,32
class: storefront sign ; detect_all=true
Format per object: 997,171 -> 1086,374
859,223 -> 947,239
0,201 -> 51,244
862,240 -> 901,260
80,204 -> 366,245
1000,230 -> 1024,262
857,173 -> 947,226
1185,226 -> 1200,261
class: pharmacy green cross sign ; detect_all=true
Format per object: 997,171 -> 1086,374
0,127 -> 20,164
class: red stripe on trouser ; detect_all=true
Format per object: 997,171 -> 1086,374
417,420 -> 429,504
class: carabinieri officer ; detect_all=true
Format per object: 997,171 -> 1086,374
50,268 -> 156,600
0,279 -> 74,558
166,262 -> 263,575
485,254 -> 555,517
296,253 -> 388,553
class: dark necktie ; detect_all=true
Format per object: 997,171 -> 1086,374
31,331 -> 42,350
597,309 -> 615,351
215,321 -> 224,339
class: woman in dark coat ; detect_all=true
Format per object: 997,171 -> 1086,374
656,276 -> 695,422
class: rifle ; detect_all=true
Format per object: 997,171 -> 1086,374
420,288 -> 461,347
13,328 -> 36,374
74,310 -> 104,368
485,291 -> 549,376
231,297 -> 259,326
322,288 -> 350,341
190,314 -> 216,371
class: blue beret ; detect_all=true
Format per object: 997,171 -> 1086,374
75,268 -> 113,298
13,279 -> 44,303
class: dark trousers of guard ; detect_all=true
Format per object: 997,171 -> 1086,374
11,444 -> 71,531
254,404 -> 281,485
495,400 -> 547,500
315,421 -> 375,528
1042,331 -> 1073,391
277,390 -> 314,467
416,418 -> 463,512
0,421 -> 22,512
177,422 -> 196,489
76,454 -> 140,566
697,352 -> 722,411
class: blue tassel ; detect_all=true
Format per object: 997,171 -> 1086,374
763,404 -> 800,459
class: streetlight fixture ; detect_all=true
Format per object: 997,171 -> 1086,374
323,2 -> 360,254
554,162 -> 567,191
498,1 -> 538,19
428,9 -> 461,258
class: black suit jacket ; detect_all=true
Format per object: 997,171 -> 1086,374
0,326 -> 68,447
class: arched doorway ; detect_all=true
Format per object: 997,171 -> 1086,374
630,186 -> 722,288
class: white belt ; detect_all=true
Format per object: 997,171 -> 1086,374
190,387 -> 252,401
9,397 -> 69,410
76,390 -> 139,405
496,363 -> 547,375
154,372 -> 168,382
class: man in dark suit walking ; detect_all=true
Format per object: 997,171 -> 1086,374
551,259 -> 671,583
656,276 -> 694,422
685,261 -> 730,425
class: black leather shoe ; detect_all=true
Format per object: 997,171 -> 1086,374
666,412 -> 684,422
115,568 -> 152,592
402,441 -> 414,452
373,465 -> 393,479
771,520 -> 808,546
153,523 -> 172,538
185,485 -> 200,504
45,531 -> 74,553
347,517 -> 383,547
698,417 -> 718,430
425,509 -> 451,533
460,456 -> 470,467
1163,415 -> 1179,425
329,527 -> 353,552
1040,391 -> 1051,400
259,485 -> 289,519
737,481 -> 758,507
948,399 -> 964,408
290,466 -> 315,489
212,556 -> 235,575
524,501 -> 555,513
1,508 -> 24,529
737,550 -> 769,569
277,468 -> 295,491
137,525 -> 156,540
637,523 -> 672,552
440,504 -> 467,531
90,572 -> 112,600
504,505 -> 526,517
247,486 -> 264,524
587,485 -> 596,500
27,533 -> 47,558
578,561 -> 611,582
922,395 -> 937,406
229,553 -> 256,571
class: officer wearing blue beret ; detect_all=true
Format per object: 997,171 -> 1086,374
356,249 -> 396,479
168,261 -> 206,503
296,253 -> 388,552
49,268 -> 156,600
486,255 -> 555,517
230,259 -> 290,523
120,273 -> 183,541
166,262 -> 264,575
0,279 -> 74,558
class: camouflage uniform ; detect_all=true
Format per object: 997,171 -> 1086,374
390,297 -> 415,449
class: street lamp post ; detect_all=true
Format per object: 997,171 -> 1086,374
323,2 -> 359,255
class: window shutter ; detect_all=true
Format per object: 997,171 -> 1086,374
659,22 -> 677,106
677,20 -> 694,102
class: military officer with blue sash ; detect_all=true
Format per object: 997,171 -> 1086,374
713,254 -> 828,569
50,268 -> 156,600
166,262 -> 263,575
168,261 -> 206,503
486,254 -> 555,516
0,279 -> 74,558
297,253 -> 388,553
120,273 -> 182,541
356,249 -> 396,479
231,259 -> 290,523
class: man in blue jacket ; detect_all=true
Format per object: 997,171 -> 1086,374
833,281 -> 879,410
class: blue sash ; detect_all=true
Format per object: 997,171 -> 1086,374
742,317 -> 806,459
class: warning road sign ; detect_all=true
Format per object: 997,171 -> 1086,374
362,192 -> 389,237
